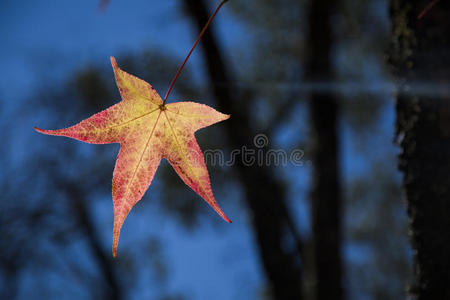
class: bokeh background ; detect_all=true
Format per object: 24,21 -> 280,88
0,0 -> 414,299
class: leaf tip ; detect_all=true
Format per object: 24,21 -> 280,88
221,213 -> 232,223
110,56 -> 117,68
34,127 -> 58,136
34,126 -> 45,134
112,232 -> 119,258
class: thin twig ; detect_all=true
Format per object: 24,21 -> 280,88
418,0 -> 440,20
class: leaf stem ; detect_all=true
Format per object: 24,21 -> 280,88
418,0 -> 440,19
162,0 -> 228,105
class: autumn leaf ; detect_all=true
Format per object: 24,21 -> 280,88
35,57 -> 231,257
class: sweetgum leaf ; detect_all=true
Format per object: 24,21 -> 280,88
35,57 -> 231,257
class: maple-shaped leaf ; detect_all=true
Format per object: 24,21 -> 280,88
35,57 -> 231,257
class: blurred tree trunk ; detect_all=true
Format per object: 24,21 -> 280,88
182,0 -> 303,299
305,0 -> 343,300
391,1 -> 450,299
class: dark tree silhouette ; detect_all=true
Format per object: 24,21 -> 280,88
391,0 -> 450,298
305,0 -> 343,299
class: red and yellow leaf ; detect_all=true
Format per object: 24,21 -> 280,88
35,57 -> 231,257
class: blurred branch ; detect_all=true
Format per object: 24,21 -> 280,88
266,97 -> 300,136
61,181 -> 122,300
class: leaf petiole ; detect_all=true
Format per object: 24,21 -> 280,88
162,0 -> 228,105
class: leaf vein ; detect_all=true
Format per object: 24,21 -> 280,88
163,111 -> 206,196
122,110 -> 162,205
